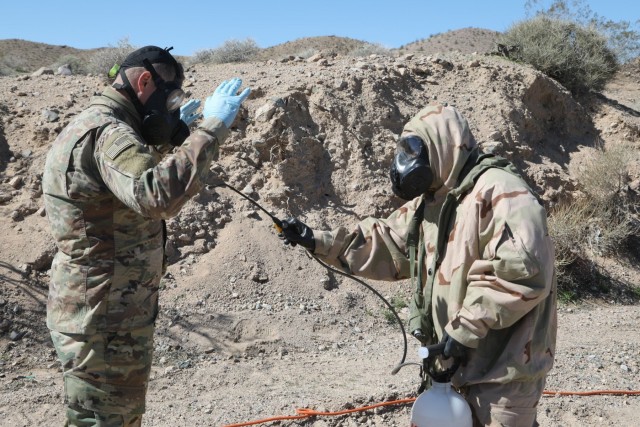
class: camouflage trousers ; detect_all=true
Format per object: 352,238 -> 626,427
50,324 -> 155,427
462,378 -> 545,427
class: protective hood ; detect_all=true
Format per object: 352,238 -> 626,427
401,104 -> 478,202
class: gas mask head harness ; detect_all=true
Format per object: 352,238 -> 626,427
390,135 -> 434,200
112,46 -> 190,147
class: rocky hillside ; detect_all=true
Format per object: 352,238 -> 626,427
398,27 -> 501,55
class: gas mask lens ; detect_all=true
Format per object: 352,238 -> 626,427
396,135 -> 425,163
165,87 -> 186,112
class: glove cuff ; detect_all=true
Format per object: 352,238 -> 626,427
197,116 -> 230,141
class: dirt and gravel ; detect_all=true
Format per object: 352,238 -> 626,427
0,44 -> 639,426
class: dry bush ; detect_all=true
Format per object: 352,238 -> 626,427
576,144 -> 640,256
88,38 -> 137,77
576,144 -> 632,202
54,54 -> 88,75
499,16 -> 618,95
192,38 -> 260,65
293,48 -> 318,59
526,0 -> 640,64
347,42 -> 391,57
548,199 -> 591,269
0,54 -> 28,76
550,144 -> 639,292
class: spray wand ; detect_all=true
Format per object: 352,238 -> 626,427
215,182 -> 409,370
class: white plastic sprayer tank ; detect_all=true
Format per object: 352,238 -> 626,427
410,381 -> 473,427
409,346 -> 473,427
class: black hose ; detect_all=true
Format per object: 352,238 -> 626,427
217,182 -> 409,370
309,254 -> 408,368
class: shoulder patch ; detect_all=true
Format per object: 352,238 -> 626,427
105,136 -> 135,160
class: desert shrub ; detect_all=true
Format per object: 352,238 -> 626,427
348,42 -> 391,57
54,54 -> 88,75
575,144 -> 639,255
576,144 -> 632,202
192,38 -> 260,65
525,0 -> 640,63
499,15 -> 618,94
294,48 -> 318,59
88,38 -> 137,76
0,59 -> 12,76
548,199 -> 591,270
549,143 -> 639,292
0,54 -> 28,76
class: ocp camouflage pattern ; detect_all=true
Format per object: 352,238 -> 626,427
50,324 -> 153,416
43,87 -> 229,334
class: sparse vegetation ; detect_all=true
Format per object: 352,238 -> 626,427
382,296 -> 408,324
87,37 -> 137,77
192,38 -> 260,65
549,144 -> 640,293
399,28 -> 499,55
347,42 -> 391,57
525,0 -> 640,63
294,48 -> 318,59
499,15 -> 618,95
53,54 -> 88,75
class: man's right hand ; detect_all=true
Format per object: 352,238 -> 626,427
442,332 -> 470,366
279,217 -> 315,251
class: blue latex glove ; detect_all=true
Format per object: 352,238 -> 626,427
180,99 -> 202,126
202,77 -> 251,128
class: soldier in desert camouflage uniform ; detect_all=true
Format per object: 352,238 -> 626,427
42,46 -> 250,426
281,105 -> 557,427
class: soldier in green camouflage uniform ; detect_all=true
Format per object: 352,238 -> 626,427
281,105 -> 557,426
42,46 -> 250,426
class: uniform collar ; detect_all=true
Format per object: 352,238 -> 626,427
91,86 -> 142,127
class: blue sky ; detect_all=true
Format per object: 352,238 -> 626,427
1,1 -> 637,56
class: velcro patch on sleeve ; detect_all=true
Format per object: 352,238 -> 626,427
105,136 -> 135,160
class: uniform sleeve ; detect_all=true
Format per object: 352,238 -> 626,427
313,197 -> 424,281
446,178 -> 555,348
95,117 -> 229,220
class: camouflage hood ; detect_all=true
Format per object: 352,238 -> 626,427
401,104 -> 478,201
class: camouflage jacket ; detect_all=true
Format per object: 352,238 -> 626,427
313,105 -> 557,387
43,87 -> 229,334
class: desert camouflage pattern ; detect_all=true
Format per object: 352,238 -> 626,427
314,105 -> 557,391
50,324 -> 153,419
43,87 -> 229,334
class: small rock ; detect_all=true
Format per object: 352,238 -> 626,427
42,109 -> 59,123
255,102 -> 277,122
32,67 -> 54,77
0,193 -> 12,203
57,65 -> 72,76
9,176 -> 23,189
10,330 -> 26,341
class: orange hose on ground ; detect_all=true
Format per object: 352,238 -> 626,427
222,391 -> 640,427
221,398 -> 415,427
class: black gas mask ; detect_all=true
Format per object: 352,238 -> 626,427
390,135 -> 434,200
113,47 -> 189,147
